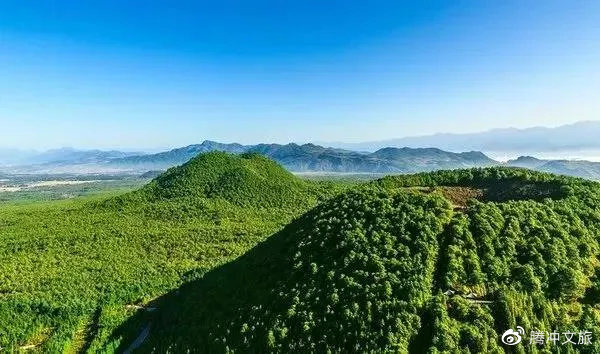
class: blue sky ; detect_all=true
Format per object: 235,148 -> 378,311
0,0 -> 599,150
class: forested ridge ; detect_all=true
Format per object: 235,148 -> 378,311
1,152 -> 600,353
133,167 -> 600,353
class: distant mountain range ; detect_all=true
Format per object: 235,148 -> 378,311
108,141 -> 497,174
2,129 -> 600,180
0,147 -> 142,166
29,147 -> 142,164
322,121 -> 600,156
112,141 -> 600,179
507,156 -> 600,180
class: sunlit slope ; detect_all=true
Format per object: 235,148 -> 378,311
382,169 -> 600,352
139,151 -> 317,208
0,152 -> 339,352
135,168 -> 600,353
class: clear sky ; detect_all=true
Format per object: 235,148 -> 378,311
1,0 -> 599,150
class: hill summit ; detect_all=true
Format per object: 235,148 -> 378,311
139,151 -> 315,208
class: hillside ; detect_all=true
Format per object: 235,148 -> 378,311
0,153 -> 345,352
116,167 -> 600,353
137,151 -> 318,208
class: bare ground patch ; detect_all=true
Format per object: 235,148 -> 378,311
403,186 -> 484,209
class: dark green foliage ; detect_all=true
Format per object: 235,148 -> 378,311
133,187 -> 453,352
135,166 -> 600,353
394,168 -> 600,353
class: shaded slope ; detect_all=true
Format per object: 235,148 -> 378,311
0,153 -> 347,351
116,167 -> 600,353
124,187 -> 454,352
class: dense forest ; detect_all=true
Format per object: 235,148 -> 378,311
1,152 -> 600,352
0,152 -> 348,352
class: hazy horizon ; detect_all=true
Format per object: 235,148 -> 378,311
2,120 -> 600,154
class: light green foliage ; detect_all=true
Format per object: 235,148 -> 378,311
139,151 -> 321,208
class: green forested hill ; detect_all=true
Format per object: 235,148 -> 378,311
1,154 -> 600,353
129,168 -> 600,353
0,152 -> 346,352
137,152 -> 317,208
131,187 -> 453,352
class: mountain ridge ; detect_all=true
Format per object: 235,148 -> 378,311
0,147 -> 144,166
109,140 -> 600,179
321,120 -> 600,154
3,139 -> 600,180
506,155 -> 600,180
109,141 -> 499,173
